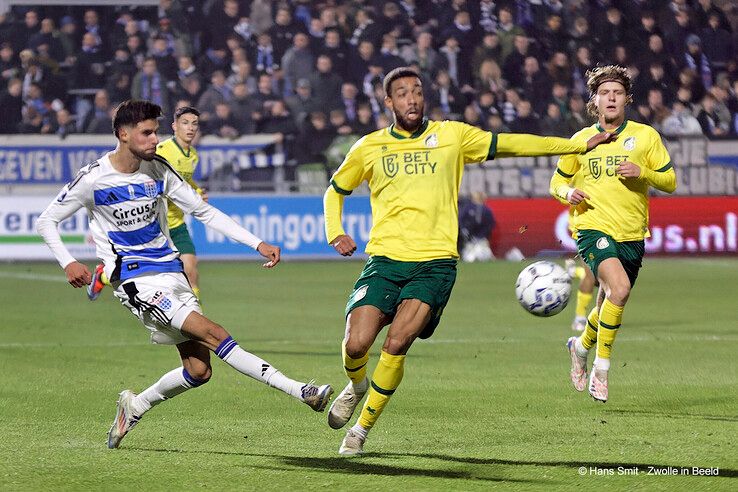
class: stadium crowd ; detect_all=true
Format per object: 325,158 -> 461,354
1,0 -> 737,163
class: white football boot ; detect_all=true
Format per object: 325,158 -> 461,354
328,379 -> 368,429
107,390 -> 141,449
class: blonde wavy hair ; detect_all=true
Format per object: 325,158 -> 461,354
586,65 -> 633,116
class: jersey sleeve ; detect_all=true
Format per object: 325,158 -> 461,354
36,169 -> 93,269
162,164 -> 204,214
640,129 -> 676,193
457,122 -> 494,164
643,129 -> 671,170
329,136 -> 369,195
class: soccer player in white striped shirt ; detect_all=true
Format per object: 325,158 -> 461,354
37,100 -> 332,449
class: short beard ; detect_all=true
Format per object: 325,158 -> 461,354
393,106 -> 424,133
131,147 -> 156,161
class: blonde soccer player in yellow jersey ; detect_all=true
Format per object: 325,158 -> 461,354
156,106 -> 206,301
323,67 -> 614,456
87,106 -> 207,301
550,65 -> 677,403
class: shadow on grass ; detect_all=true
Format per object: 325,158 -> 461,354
604,408 -> 738,423
128,448 -> 538,483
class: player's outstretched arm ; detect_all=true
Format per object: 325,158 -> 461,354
63,261 -> 92,288
495,132 -> 615,158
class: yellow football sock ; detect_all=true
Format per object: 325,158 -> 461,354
580,307 -> 599,350
192,286 -> 201,301
596,298 -> 623,360
575,290 -> 593,318
342,340 -> 369,384
357,351 -> 405,431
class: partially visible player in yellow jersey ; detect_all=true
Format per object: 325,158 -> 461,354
323,66 -> 615,456
566,171 -> 597,333
86,106 -> 207,302
156,106 -> 206,301
550,65 -> 676,403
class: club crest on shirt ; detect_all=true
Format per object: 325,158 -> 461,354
623,137 -> 636,151
127,184 -> 136,199
144,180 -> 158,198
424,133 -> 438,148
382,154 -> 399,178
596,237 -> 610,250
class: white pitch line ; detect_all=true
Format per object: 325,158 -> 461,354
0,271 -> 67,283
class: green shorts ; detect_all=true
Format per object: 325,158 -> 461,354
169,223 -> 196,255
346,256 -> 458,339
577,229 -> 645,287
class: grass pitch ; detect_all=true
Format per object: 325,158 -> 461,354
0,259 -> 736,491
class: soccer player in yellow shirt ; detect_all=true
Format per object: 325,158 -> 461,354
323,66 -> 614,455
87,106 -> 207,301
156,106 -> 206,301
550,65 -> 677,403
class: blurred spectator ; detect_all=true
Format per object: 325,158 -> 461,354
14,10 -> 40,52
295,111 -> 336,164
268,6 -> 305,62
28,18 -> 64,62
250,73 -> 282,125
308,55 -> 343,111
377,34 -> 404,74
285,78 -> 316,125
0,78 -> 23,133
282,32 -> 314,93
437,35 -> 471,88
401,31 -> 438,77
228,82 -> 257,135
109,48 -> 137,80
696,93 -> 731,138
131,57 -> 171,117
329,109 -> 353,136
510,99 -> 541,134
540,102 -> 569,137
458,193 -> 495,263
497,7 -> 526,61
149,37 -> 178,83
197,46 -> 228,80
251,32 -> 279,75
206,102 -> 241,138
260,100 -> 298,147
662,101 -> 704,137
694,0 -> 732,32
700,12 -> 733,73
501,87 -> 520,124
75,32 -> 106,88
351,102 -> 377,135
52,108 -> 77,137
0,43 -> 20,82
519,56 -> 551,114
682,35 -> 712,90
249,0 -> 274,35
84,89 -> 112,133
347,40 -> 375,86
429,69 -> 465,118
196,70 -> 231,123
475,59 -> 506,96
82,10 -> 104,53
539,14 -> 567,58
547,51 -> 572,87
106,71 -> 132,105
441,10 -> 475,55
566,94 -> 595,135
503,35 -> 534,89
207,0 -> 241,49
348,8 -> 382,47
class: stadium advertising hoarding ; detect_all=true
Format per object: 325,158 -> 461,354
2,195 -> 735,261
0,135 -> 281,184
487,197 -> 738,258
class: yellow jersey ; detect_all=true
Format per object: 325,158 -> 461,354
551,120 -> 675,241
156,137 -> 202,229
328,119 -> 588,261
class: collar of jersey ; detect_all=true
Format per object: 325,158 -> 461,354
595,119 -> 628,134
388,119 -> 429,140
171,137 -> 191,157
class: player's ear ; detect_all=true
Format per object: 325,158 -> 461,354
171,120 -> 176,132
384,95 -> 393,110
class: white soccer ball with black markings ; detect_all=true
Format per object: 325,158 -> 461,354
515,261 -> 572,317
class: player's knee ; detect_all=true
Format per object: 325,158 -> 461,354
344,338 -> 368,360
383,334 -> 414,355
608,283 -> 630,305
188,366 -> 212,383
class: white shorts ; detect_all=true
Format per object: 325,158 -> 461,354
114,272 -> 202,345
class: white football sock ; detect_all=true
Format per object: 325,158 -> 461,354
353,378 -> 368,394
350,423 -> 368,439
594,356 -> 610,371
575,338 -> 589,358
133,367 -> 204,416
216,337 -> 304,399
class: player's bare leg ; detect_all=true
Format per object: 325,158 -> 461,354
329,306 -> 387,429
181,253 -> 201,300
181,311 -> 333,410
340,300 -> 431,455
589,259 -> 631,402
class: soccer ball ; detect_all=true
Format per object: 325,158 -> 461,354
515,261 -> 571,317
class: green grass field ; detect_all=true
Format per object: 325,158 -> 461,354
0,259 -> 736,491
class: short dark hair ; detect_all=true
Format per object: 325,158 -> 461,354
383,66 -> 421,97
174,106 -> 200,120
112,99 -> 162,137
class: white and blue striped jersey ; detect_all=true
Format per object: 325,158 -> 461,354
38,152 -> 262,283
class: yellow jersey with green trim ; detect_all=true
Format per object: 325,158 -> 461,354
330,119 -> 494,261
156,137 -> 202,229
555,120 -> 673,241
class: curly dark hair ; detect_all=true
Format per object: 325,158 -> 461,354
585,65 -> 633,116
